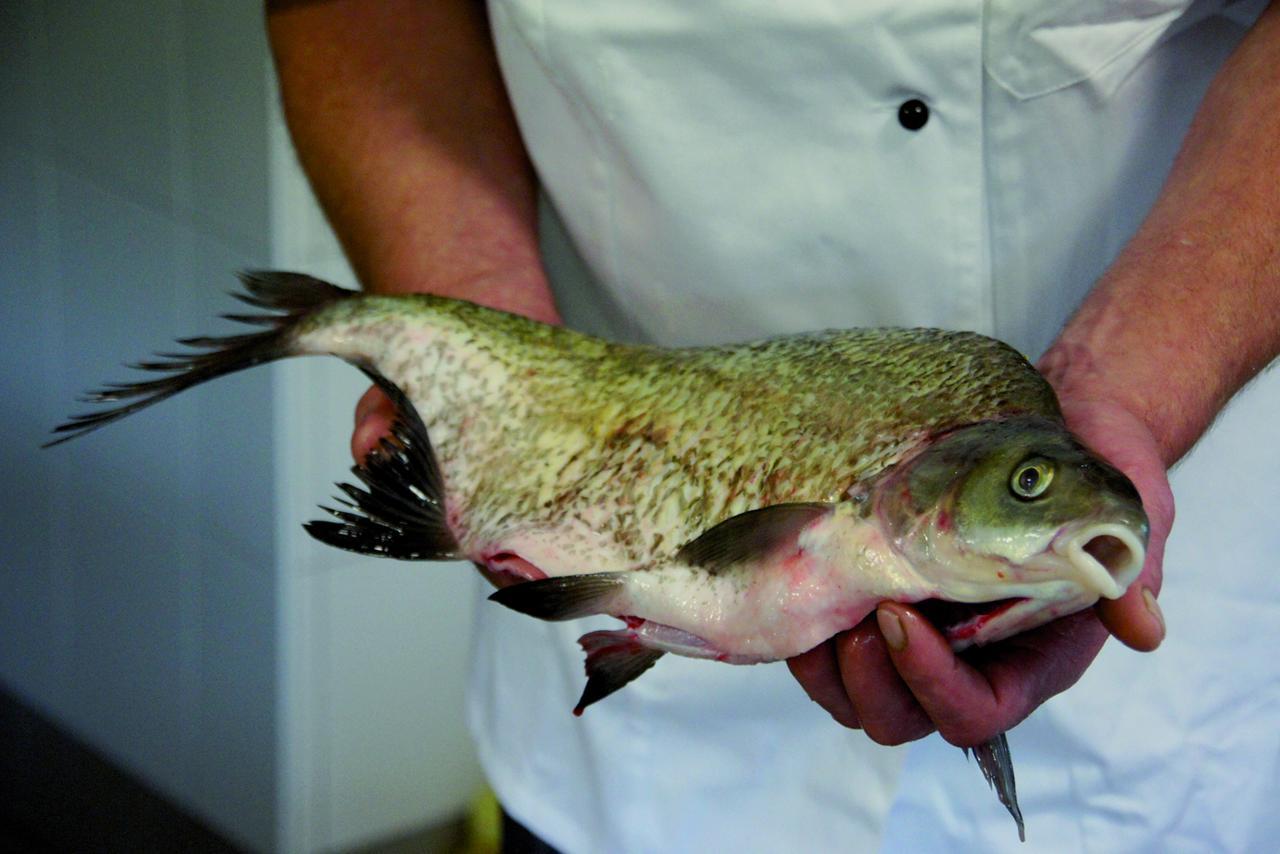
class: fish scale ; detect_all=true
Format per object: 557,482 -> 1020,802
306,306 -> 1060,565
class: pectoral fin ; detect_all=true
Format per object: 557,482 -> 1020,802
966,732 -> 1025,842
675,503 -> 832,574
490,580 -> 664,714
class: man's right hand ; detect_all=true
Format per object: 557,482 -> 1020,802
352,386 -> 397,464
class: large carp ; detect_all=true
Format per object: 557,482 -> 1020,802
52,272 -> 1149,840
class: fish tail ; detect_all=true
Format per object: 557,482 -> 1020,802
488,573 -> 628,621
46,271 -> 357,446
304,370 -> 461,560
572,629 -> 665,715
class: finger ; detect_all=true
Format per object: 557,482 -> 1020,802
835,616 -> 934,745
351,386 -> 396,463
787,640 -> 862,729
875,603 -> 1008,747
879,603 -> 1114,746
1098,483 -> 1169,652
1097,585 -> 1165,652
354,385 -> 390,426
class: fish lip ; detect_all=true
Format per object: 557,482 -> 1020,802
1051,522 -> 1146,600
919,522 -> 1146,649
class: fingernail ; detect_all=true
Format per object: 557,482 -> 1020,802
1142,587 -> 1166,640
877,606 -> 907,652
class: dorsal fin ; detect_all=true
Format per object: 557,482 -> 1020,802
675,503 -> 832,574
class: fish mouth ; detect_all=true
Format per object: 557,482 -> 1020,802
1052,522 -> 1146,600
914,522 -> 1146,649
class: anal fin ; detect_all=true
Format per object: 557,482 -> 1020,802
574,629 -> 665,715
304,368 -> 461,560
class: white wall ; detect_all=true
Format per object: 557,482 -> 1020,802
1,2 -> 482,851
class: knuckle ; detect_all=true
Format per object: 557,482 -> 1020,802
862,723 -> 906,746
830,709 -> 863,730
937,720 -> 998,748
866,721 -> 933,746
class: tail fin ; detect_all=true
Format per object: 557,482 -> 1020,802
45,271 -> 355,447
305,370 -> 462,561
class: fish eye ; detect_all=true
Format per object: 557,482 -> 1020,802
1010,458 -> 1054,500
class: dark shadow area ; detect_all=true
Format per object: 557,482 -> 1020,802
0,681 -> 243,853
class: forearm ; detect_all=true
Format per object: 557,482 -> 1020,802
1041,1 -> 1280,465
266,0 -> 558,322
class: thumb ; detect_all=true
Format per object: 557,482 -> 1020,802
1097,585 -> 1165,652
351,386 -> 396,463
1096,476 -> 1170,652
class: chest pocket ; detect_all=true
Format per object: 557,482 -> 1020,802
984,0 -> 1248,99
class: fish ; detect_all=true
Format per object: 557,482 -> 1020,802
50,272 -> 1149,841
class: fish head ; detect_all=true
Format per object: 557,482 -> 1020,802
875,416 -> 1148,649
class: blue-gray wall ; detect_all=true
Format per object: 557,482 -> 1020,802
1,2 -> 277,849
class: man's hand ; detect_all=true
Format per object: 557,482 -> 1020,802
352,386 -> 398,464
269,0 -> 561,465
1056,394 -> 1172,654
787,394 -> 1173,747
787,0 -> 1280,746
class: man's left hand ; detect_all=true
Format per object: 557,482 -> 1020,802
787,394 -> 1173,746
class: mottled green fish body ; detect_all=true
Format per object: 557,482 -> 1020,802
53,273 -> 1150,843
299,290 -> 1061,575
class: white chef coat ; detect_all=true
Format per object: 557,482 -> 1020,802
469,1 -> 1280,851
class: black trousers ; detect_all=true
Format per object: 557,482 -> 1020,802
501,809 -> 561,854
